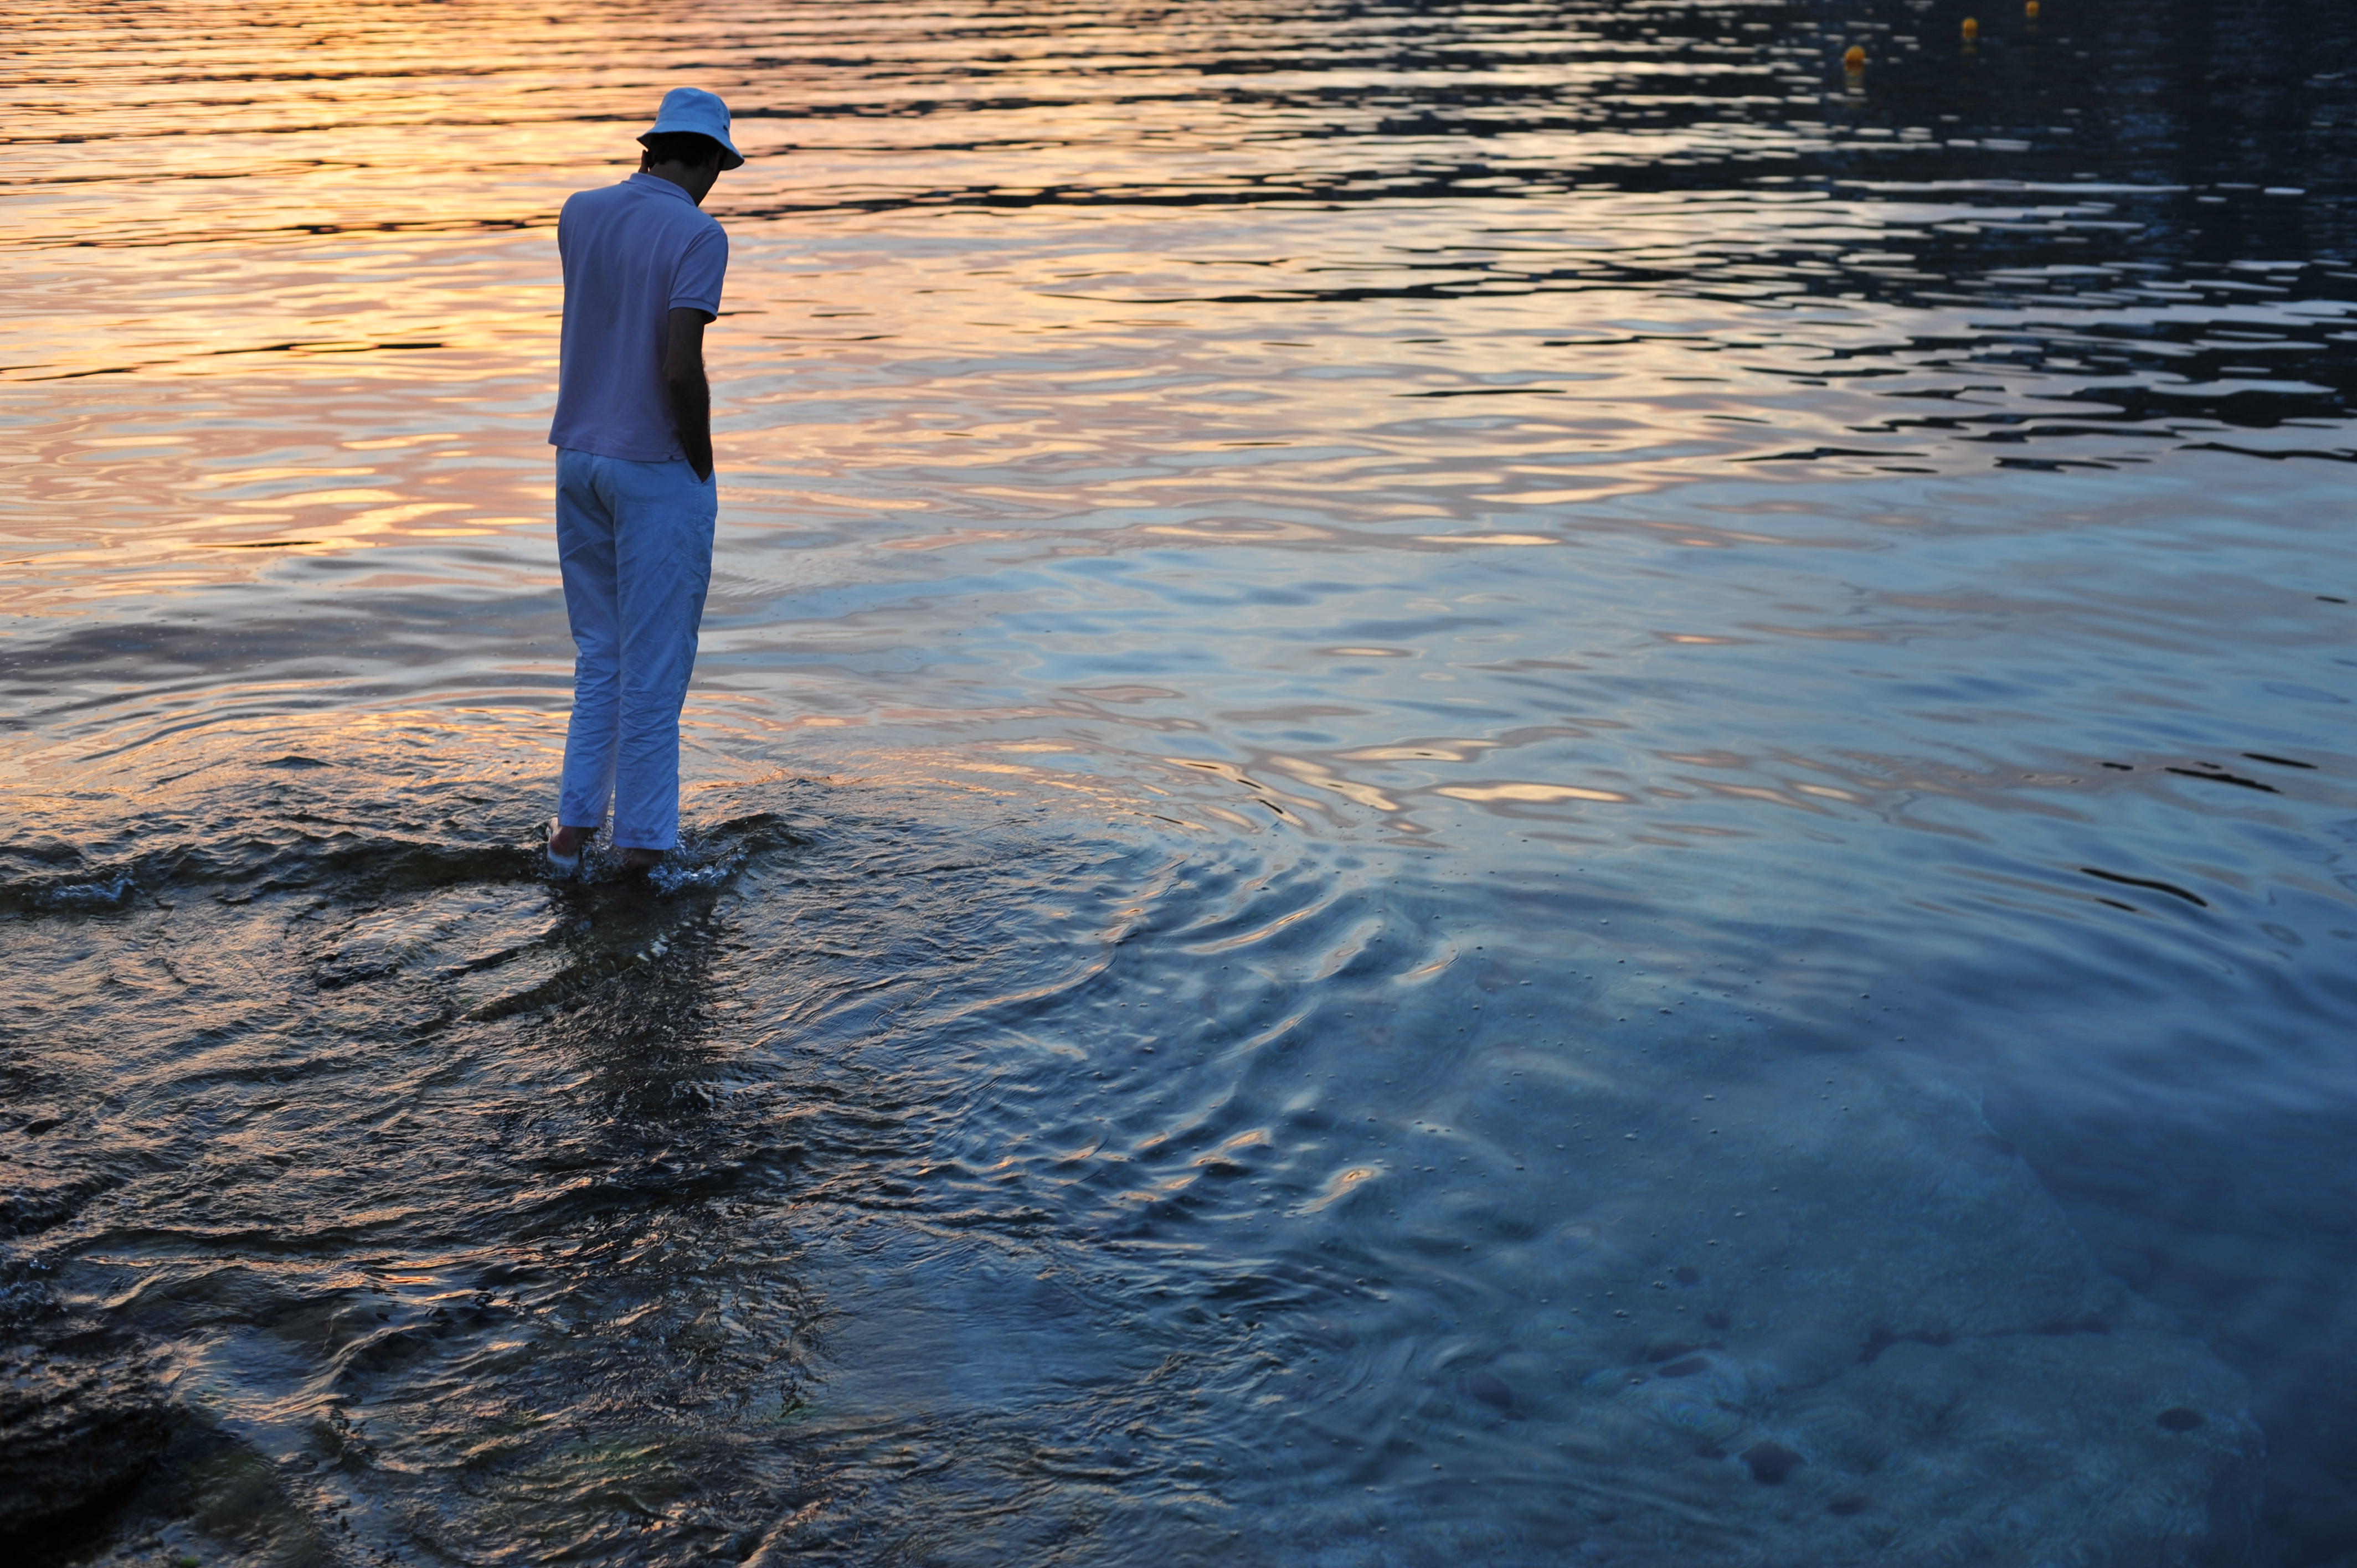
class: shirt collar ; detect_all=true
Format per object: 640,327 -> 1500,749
626,171 -> 699,207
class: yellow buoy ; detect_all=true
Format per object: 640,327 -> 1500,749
1962,16 -> 1980,39
2025,0 -> 2040,16
1844,44 -> 1866,69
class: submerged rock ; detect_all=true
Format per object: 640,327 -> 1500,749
0,1338 -> 169,1538
1985,1090 -> 2357,1561
0,1261 -> 169,1543
1740,1439 -> 1803,1485
1464,1370 -> 1515,1411
1365,1052 -> 2266,1564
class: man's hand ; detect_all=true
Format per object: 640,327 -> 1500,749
663,307 -> 714,482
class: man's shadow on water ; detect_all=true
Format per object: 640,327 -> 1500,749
506,866 -> 822,1335
422,872 -> 839,1563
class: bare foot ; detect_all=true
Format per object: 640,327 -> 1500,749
620,847 -> 665,871
550,823 -> 595,857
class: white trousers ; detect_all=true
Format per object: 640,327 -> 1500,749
554,447 -> 716,851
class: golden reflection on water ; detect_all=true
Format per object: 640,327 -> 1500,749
23,0 -> 2330,670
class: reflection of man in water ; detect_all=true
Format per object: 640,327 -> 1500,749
545,89 -> 741,876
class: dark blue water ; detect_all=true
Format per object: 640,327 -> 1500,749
4,1 -> 2356,1563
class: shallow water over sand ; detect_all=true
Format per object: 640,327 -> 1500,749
6,2 -> 2357,1564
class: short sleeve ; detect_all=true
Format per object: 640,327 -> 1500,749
669,224 -> 727,318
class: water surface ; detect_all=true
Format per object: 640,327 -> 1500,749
6,2 -> 2357,1564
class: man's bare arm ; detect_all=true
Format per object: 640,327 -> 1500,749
663,307 -> 713,482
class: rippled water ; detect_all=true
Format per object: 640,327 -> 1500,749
6,2 -> 2356,1564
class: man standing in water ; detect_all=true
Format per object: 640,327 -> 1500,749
545,89 -> 742,876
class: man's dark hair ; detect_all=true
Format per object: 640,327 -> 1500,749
640,131 -> 724,167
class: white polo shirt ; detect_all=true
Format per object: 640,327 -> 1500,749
548,173 -> 728,463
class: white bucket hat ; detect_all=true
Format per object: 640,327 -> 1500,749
638,87 -> 745,171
